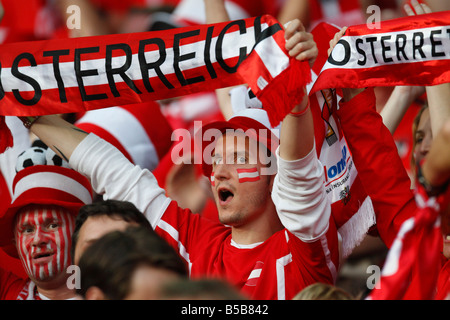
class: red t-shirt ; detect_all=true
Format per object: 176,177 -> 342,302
154,201 -> 339,300
436,259 -> 450,300
0,269 -> 39,300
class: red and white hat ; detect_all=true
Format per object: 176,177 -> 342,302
75,102 -> 173,171
0,165 -> 93,258
197,108 -> 280,177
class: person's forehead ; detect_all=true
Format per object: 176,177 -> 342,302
126,265 -> 181,300
218,130 -> 248,141
16,205 -> 70,222
80,215 -> 137,240
214,131 -> 253,153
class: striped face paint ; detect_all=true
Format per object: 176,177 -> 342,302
237,168 -> 260,183
14,205 -> 75,282
211,172 -> 215,187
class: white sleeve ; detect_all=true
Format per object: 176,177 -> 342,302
271,144 -> 330,242
0,117 -> 31,196
69,133 -> 171,228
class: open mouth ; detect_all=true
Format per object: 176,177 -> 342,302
32,252 -> 54,261
218,187 -> 234,205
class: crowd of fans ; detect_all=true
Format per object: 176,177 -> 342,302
0,0 -> 449,301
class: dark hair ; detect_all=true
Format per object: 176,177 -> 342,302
77,225 -> 188,299
71,200 -> 152,261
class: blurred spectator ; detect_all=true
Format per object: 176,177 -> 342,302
71,199 -> 153,265
293,282 -> 355,300
161,278 -> 247,300
77,225 -> 188,300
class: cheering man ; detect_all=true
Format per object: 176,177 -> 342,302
25,19 -> 341,300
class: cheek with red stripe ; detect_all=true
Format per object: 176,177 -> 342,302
15,206 -> 74,281
210,168 -> 261,186
237,168 -> 260,183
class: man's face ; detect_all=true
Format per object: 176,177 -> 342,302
14,205 -> 75,283
211,132 -> 273,227
74,215 -> 138,265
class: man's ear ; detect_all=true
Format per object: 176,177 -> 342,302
85,286 -> 106,300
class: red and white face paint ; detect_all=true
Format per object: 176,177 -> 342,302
211,167 -> 260,187
237,168 -> 260,183
14,205 -> 75,282
211,172 -> 215,187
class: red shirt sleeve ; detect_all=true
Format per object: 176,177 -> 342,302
0,267 -> 27,300
336,88 -> 417,248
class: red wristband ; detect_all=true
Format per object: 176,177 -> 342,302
289,101 -> 310,117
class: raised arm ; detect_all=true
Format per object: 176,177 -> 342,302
426,83 -> 450,137
421,119 -> 450,192
276,0 -> 310,27
271,19 -> 333,243
204,0 -> 230,24
204,0 -> 238,120
30,115 -> 87,162
328,27 -> 416,247
28,115 -> 170,228
380,86 -> 425,134
404,0 -> 450,136
279,19 -> 317,160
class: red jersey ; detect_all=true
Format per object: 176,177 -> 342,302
436,259 -> 450,300
154,201 -> 339,300
336,88 -> 416,248
69,123 -> 340,300
0,269 -> 40,300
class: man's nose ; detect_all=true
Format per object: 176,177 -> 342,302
31,228 -> 48,246
213,162 -> 233,182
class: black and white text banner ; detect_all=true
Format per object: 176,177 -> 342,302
311,11 -> 450,93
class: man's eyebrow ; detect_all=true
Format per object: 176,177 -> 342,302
234,151 -> 248,156
415,130 -> 425,136
17,221 -> 33,228
42,216 -> 60,224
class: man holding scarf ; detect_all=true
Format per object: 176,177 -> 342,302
20,19 -> 345,300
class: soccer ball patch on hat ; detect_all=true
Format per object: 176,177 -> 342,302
15,140 -> 69,173
15,146 -> 47,172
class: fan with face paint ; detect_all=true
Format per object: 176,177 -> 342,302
14,205 -> 75,283
0,146 -> 92,299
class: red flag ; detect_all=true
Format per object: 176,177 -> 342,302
368,185 -> 450,300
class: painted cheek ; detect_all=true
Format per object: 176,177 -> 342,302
236,167 -> 260,183
44,208 -> 74,278
55,209 -> 74,273
15,213 -> 35,279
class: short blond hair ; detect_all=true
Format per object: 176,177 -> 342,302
293,283 -> 354,300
